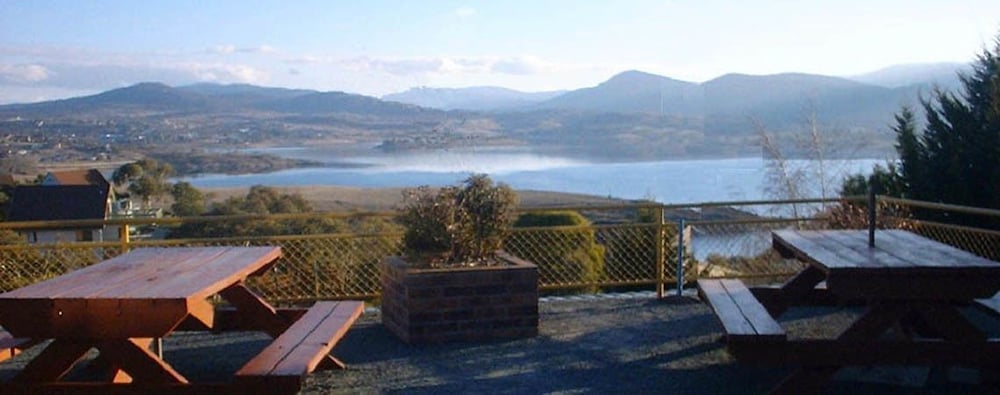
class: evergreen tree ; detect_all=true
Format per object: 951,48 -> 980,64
908,39 -> 1000,210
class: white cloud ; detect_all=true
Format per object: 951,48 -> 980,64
210,44 -> 277,55
179,63 -> 271,84
336,55 -> 569,76
454,6 -> 476,18
0,64 -> 50,83
211,45 -> 237,54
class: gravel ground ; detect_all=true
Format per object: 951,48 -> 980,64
1,294 -> 996,394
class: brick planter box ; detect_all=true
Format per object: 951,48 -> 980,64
381,251 -> 539,344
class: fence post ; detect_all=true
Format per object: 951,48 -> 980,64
119,221 -> 130,254
676,218 -> 686,297
868,176 -> 879,247
655,205 -> 665,299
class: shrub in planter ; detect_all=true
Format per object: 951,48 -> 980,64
381,174 -> 539,343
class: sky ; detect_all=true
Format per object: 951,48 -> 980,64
1,0 -> 999,104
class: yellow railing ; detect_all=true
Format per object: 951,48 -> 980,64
1,197 -> 996,303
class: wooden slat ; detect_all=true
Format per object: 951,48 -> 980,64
0,247 -> 280,300
862,231 -> 956,268
270,302 -> 362,376
698,279 -> 784,340
130,247 -> 281,300
888,230 -> 1000,267
698,279 -> 754,336
0,249 -> 182,298
720,279 -> 784,337
772,230 -> 861,270
236,301 -> 363,381
822,230 -> 913,269
0,247 -> 282,338
88,248 -> 233,298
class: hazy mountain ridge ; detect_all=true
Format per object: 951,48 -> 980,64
0,63 -> 968,161
848,62 -> 968,90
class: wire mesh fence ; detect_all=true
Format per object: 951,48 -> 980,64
0,197 -> 997,302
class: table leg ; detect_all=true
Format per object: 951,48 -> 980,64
911,304 -> 986,342
12,339 -> 91,382
762,265 -> 827,316
219,282 -> 291,338
768,304 -> 908,393
95,338 -> 188,384
84,338 -> 155,383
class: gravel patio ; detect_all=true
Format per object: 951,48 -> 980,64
0,292 -> 994,394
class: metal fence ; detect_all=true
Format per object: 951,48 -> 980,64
1,197 -> 997,303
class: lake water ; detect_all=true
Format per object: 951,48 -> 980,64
180,147 -> 886,204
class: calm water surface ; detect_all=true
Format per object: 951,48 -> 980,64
181,147 -> 885,204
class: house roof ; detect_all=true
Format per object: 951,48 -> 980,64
6,185 -> 109,222
43,169 -> 110,189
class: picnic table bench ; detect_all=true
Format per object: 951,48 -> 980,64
0,246 -> 363,394
699,229 -> 1000,394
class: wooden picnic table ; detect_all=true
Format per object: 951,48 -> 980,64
699,229 -> 1000,394
0,246 -> 363,394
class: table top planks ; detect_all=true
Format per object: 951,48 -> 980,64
773,229 -> 1000,300
0,246 -> 282,301
773,229 -> 1000,272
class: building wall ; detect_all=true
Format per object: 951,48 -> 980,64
24,226 -> 121,244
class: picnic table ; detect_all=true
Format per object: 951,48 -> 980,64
0,246 -> 363,394
699,229 -> 1000,394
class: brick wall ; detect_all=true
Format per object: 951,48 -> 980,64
381,252 -> 539,344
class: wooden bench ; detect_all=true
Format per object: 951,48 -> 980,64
235,301 -> 364,394
697,279 -> 786,342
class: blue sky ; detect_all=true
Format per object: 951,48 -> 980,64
1,0 -> 998,104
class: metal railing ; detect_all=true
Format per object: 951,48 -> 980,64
1,197 -> 997,303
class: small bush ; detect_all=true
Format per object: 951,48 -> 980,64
398,174 -> 518,267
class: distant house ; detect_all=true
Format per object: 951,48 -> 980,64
5,185 -> 119,243
41,169 -> 111,190
40,168 -> 136,217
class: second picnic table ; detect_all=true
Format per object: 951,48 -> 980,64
699,229 -> 1000,394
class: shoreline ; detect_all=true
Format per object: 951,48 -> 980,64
201,185 -> 632,212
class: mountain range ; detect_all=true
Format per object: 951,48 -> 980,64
0,62 -> 969,160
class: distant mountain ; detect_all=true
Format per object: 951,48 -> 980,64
528,70 -> 914,133
0,82 -> 441,119
260,91 -> 437,118
848,62 -> 968,91
383,86 -> 565,111
2,82 -> 219,115
179,83 -> 317,101
535,70 -> 703,114
701,72 -> 906,130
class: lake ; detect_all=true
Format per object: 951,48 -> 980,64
180,146 -> 887,204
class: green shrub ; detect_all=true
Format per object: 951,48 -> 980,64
398,174 -> 518,267
510,210 -> 605,292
